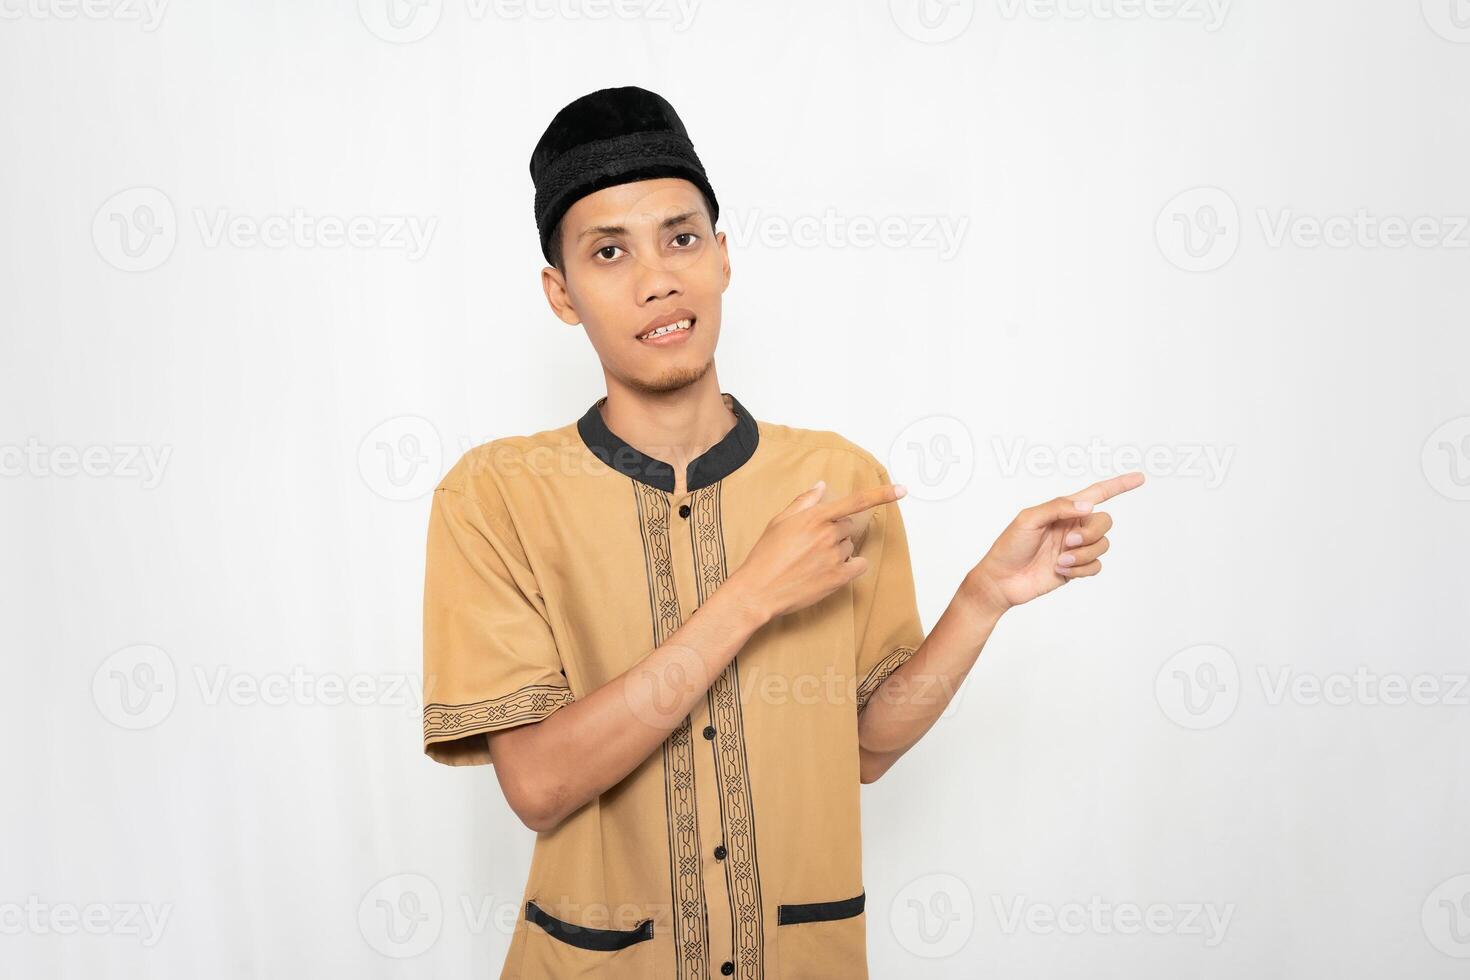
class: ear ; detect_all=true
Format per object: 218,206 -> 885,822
717,231 -> 731,292
541,266 -> 582,326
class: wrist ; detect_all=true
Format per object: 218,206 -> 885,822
959,566 -> 1011,620
714,571 -> 772,632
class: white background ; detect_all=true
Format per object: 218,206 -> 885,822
3,0 -> 1470,977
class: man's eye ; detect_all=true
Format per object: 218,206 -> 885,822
595,245 -> 623,261
671,232 -> 697,248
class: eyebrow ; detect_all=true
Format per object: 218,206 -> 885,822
576,209 -> 701,243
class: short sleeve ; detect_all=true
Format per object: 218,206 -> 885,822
422,483 -> 574,767
851,462 -> 926,714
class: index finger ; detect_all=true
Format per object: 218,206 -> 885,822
1069,471 -> 1146,507
815,483 -> 906,521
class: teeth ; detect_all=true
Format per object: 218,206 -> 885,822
642,318 -> 692,339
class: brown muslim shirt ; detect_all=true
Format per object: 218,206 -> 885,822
422,391 -> 926,980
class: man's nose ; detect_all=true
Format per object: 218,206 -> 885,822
636,266 -> 682,305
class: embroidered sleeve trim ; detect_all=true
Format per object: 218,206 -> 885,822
856,646 -> 918,712
423,684 -> 575,743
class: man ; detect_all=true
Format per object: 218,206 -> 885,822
422,85 -> 1143,979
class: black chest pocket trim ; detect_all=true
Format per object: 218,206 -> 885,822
524,900 -> 654,951
776,890 -> 866,925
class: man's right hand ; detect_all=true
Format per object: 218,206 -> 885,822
725,479 -> 908,625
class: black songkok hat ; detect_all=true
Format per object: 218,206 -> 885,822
529,85 -> 720,266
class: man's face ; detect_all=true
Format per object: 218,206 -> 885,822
542,177 -> 730,396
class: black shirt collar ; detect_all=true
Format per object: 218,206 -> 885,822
577,391 -> 760,493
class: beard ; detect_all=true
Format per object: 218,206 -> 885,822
623,355 -> 714,395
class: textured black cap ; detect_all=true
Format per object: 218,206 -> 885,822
530,86 -> 719,266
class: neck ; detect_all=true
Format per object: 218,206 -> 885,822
597,372 -> 737,496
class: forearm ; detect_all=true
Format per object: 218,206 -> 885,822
491,577 -> 769,831
856,573 -> 1007,782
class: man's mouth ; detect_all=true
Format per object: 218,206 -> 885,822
637,315 -> 697,343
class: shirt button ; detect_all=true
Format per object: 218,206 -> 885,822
721,962 -> 735,975
714,843 -> 727,860
678,503 -> 691,518
702,725 -> 716,740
